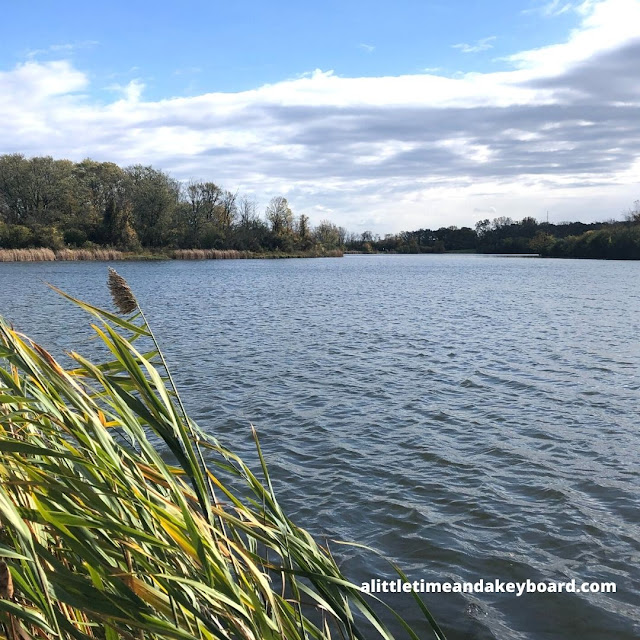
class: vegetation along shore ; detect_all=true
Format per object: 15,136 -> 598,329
1,153 -> 639,261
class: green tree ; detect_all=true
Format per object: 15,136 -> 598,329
126,165 -> 180,246
184,181 -> 223,246
530,231 -> 555,255
72,159 -> 129,243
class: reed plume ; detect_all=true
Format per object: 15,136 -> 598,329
107,267 -> 138,314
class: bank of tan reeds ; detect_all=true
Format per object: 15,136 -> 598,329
0,272 -> 445,640
171,248 -> 344,260
54,248 -> 126,261
0,248 -> 56,262
172,248 -> 249,260
0,247 -> 344,263
0,248 -> 127,262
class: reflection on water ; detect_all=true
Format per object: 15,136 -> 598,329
1,254 -> 639,639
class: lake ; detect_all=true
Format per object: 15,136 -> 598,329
1,254 -> 639,639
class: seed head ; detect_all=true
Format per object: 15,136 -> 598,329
108,268 -> 138,315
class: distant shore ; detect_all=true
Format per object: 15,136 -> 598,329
0,247 -> 344,263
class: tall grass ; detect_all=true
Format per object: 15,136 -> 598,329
0,248 -> 343,262
55,248 -> 126,261
0,271 -> 445,640
0,248 -> 126,262
171,249 -> 344,259
0,248 -> 56,262
172,249 -> 249,260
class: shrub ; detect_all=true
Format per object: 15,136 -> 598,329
63,228 -> 88,247
0,224 -> 33,249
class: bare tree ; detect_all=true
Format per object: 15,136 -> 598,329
238,196 -> 258,227
624,200 -> 640,224
217,190 -> 238,230
184,180 -> 222,239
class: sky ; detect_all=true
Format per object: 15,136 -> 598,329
1,0 -> 639,234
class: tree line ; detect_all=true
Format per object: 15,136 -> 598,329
2,154 -> 638,260
0,154 -> 346,253
345,206 -> 640,260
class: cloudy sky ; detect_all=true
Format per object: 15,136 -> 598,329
1,0 -> 639,233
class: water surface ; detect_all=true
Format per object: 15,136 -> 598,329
1,254 -> 639,639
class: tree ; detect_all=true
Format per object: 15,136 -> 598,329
0,154 -> 30,224
295,213 -> 311,249
232,196 -> 270,251
72,159 -> 129,242
126,165 -> 180,246
314,220 -> 343,249
184,180 -> 222,245
530,231 -> 555,256
265,196 -> 293,234
238,196 -> 258,228
624,200 -> 640,224
475,219 -> 491,237
102,197 -> 139,249
519,216 -> 539,238
217,190 -> 237,230
360,230 -> 373,243
0,155 -> 75,227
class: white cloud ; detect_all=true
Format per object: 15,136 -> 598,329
545,0 -> 575,15
452,36 -> 497,54
358,43 -> 375,53
26,40 -> 99,59
507,0 -> 640,73
1,0 -> 639,233
106,79 -> 145,103
523,0 -> 577,16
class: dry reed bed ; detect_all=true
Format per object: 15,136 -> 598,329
0,248 -> 126,262
54,248 -> 126,260
171,248 -> 249,260
0,247 -> 344,262
170,248 -> 343,259
0,248 -> 57,262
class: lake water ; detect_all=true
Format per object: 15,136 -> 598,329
1,254 -> 639,639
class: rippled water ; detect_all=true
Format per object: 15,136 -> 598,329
2,254 -> 639,639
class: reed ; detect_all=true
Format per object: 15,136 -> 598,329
0,271 -> 445,640
0,247 -> 343,262
171,248 -> 249,260
0,248 -> 127,262
54,248 -> 126,261
0,248 -> 56,262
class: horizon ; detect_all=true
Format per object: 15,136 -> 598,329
1,0 -> 639,234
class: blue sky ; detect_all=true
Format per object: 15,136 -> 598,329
1,0 -> 639,232
2,1 -> 579,96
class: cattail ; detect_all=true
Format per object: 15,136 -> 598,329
0,561 -> 13,599
107,268 -> 138,315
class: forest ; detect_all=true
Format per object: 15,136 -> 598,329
1,154 -> 639,260
0,154 -> 345,255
